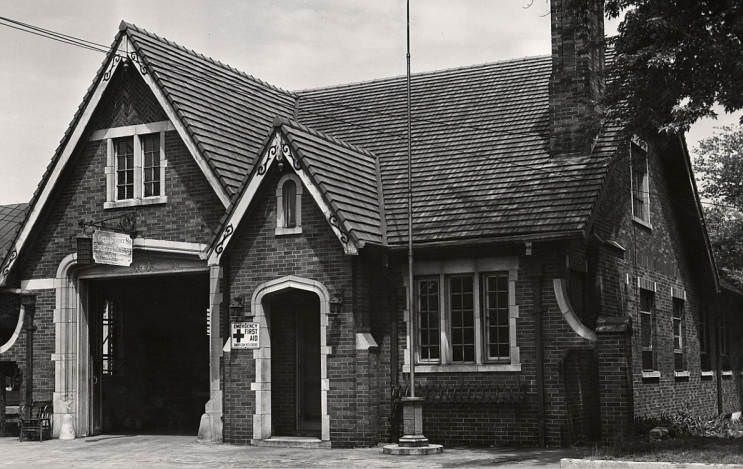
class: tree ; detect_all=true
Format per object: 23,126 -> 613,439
604,0 -> 743,136
693,124 -> 743,288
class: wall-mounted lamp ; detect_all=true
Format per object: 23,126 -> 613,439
229,296 -> 245,318
329,293 -> 343,317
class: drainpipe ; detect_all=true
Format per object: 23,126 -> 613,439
21,294 -> 36,418
534,263 -> 546,447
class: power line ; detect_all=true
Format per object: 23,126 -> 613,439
3,16 -> 737,216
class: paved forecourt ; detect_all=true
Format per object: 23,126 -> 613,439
0,435 -> 578,468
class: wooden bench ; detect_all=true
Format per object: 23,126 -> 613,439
19,401 -> 52,441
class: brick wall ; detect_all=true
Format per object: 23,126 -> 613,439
591,137 -> 742,427
223,166 -> 388,446
2,68 -> 224,419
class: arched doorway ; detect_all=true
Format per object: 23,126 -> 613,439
267,289 -> 320,437
250,276 -> 330,444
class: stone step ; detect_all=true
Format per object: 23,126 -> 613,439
251,437 -> 330,449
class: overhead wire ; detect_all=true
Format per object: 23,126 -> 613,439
1,16 -> 739,216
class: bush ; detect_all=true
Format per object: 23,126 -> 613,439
635,411 -> 743,439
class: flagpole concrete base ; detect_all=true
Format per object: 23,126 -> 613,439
382,397 -> 443,455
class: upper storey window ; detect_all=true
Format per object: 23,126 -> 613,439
90,121 -> 173,209
276,173 -> 302,235
631,139 -> 651,227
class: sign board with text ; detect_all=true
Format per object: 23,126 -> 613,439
231,321 -> 259,349
92,230 -> 133,267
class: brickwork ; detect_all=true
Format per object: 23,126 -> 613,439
549,0 -> 605,155
591,138 -> 742,427
222,165 -> 389,447
2,69 -> 224,428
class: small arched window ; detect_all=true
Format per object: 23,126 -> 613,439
276,174 -> 302,235
282,179 -> 297,228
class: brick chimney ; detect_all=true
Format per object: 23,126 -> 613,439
549,0 -> 605,156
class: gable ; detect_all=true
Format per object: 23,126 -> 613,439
0,32 -> 229,286
209,123 -> 389,264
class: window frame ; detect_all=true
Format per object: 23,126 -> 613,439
275,173 -> 303,235
406,257 -> 520,373
720,310 -> 731,372
92,121 -> 172,210
672,297 -> 686,373
481,271 -> 511,363
414,276 -> 442,364
638,285 -> 656,374
630,138 -> 651,228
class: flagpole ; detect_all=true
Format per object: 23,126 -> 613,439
406,0 -> 416,401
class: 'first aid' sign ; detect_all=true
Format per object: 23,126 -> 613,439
231,322 -> 259,349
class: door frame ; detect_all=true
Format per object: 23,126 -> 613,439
52,246 -> 211,438
250,276 -> 331,442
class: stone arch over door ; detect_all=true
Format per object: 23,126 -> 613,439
53,246 -> 212,438
250,275 -> 331,442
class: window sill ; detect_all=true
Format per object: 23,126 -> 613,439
275,226 -> 302,236
701,370 -> 714,379
403,363 -> 521,373
642,370 -> 660,380
722,370 -> 733,378
105,196 -> 167,209
632,216 -> 652,230
674,370 -> 690,379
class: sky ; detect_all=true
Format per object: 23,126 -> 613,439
0,0 -> 740,204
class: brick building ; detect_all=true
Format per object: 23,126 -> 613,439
0,0 -> 741,447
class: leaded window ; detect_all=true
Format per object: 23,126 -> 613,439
631,142 -> 650,224
639,288 -> 655,371
672,298 -> 685,371
416,277 -> 440,362
142,133 -> 161,197
102,300 -> 116,375
115,137 -> 135,200
282,179 -> 297,228
482,272 -> 510,361
449,275 -> 475,362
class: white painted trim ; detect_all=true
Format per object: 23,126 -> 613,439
0,303 -> 24,354
130,37 -> 230,208
208,132 -> 359,265
674,370 -> 690,378
403,257 -> 520,371
89,121 -> 174,141
250,275 -> 331,442
104,195 -> 167,209
0,36 -> 229,287
553,278 -> 598,342
20,278 -> 56,290
402,363 -> 521,373
355,332 -> 378,351
701,370 -> 714,378
132,238 -> 207,257
642,370 -> 661,379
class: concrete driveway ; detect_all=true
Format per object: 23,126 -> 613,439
0,435 -> 582,468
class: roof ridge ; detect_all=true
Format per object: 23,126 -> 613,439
275,116 -> 377,160
121,20 -> 297,99
294,54 -> 551,94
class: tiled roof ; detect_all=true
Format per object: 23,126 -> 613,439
0,204 -> 28,261
125,22 -> 297,196
295,57 -> 618,245
278,118 -> 384,246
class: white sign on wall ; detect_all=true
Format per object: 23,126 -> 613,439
92,230 -> 133,266
231,321 -> 259,349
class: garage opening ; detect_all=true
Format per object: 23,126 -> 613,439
268,289 -> 321,438
87,272 -> 209,435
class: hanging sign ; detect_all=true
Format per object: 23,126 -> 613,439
92,230 -> 133,267
231,321 -> 259,349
